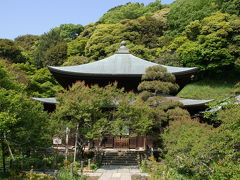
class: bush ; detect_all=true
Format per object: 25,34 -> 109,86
57,165 -> 86,180
0,39 -> 26,63
162,118 -> 213,178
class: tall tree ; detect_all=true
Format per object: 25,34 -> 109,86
138,65 -> 179,96
137,65 -> 189,135
54,82 -> 154,157
0,89 -> 51,153
0,39 -> 25,63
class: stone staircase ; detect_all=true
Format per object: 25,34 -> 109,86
102,151 -> 140,166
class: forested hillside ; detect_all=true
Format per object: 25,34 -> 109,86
0,0 -> 240,179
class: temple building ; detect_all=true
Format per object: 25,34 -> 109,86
33,41 -> 213,150
48,41 -> 198,91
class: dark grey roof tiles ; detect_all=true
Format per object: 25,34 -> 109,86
48,42 -> 198,76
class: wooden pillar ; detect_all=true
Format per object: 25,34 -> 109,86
144,135 -> 146,150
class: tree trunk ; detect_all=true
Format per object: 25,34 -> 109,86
1,136 -> 6,174
73,124 -> 79,162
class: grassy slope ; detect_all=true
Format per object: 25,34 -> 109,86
177,78 -> 237,102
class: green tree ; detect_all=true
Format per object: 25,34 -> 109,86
137,65 -> 189,135
167,0 -> 218,36
99,1 -> 162,24
15,35 -> 39,52
63,55 -> 92,66
14,35 -> 39,64
0,39 -> 25,63
43,42 -> 68,66
175,12 -> 238,72
54,82 -> 154,157
0,60 -> 24,90
34,28 -> 62,67
85,24 -> 122,60
26,68 -> 63,97
67,37 -> 88,57
215,0 -> 240,15
162,118 -> 213,178
138,65 -> 179,95
57,24 -> 84,42
208,105 -> 240,179
0,89 -> 51,152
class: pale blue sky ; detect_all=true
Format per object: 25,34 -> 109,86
0,0 -> 175,39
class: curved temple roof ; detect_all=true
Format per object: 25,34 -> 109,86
32,97 -> 59,104
48,41 -> 198,77
163,96 -> 214,108
32,97 -> 213,109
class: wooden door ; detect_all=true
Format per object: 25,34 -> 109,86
114,137 -> 129,148
129,137 -> 137,149
104,136 -> 114,148
137,136 -> 144,148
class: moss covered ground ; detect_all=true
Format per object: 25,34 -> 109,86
177,76 -> 238,102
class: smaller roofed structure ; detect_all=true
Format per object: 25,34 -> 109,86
33,97 -> 213,112
48,41 -> 198,91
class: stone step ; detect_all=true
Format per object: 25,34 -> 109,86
102,151 -> 139,166
102,162 -> 138,166
102,159 -> 137,162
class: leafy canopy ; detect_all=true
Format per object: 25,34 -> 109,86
54,82 -> 155,149
0,89 -> 51,151
99,1 -> 162,24
138,65 -> 179,95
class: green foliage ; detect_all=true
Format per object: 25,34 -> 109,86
233,82 -> 240,95
162,118 -> 213,178
167,0 -> 218,36
34,28 -> 62,67
121,15 -> 166,49
26,169 -> 54,179
56,24 -> 84,42
155,51 -> 182,67
34,24 -> 83,67
15,35 -> 39,52
110,97 -> 154,137
0,112 -> 18,133
83,9 -> 167,60
209,105 -> 240,179
99,1 -> 162,24
57,165 -> 86,180
0,60 -> 24,90
0,39 -> 25,63
11,62 -> 36,76
215,0 -> 240,15
178,77 -> 236,101
43,42 -> 68,66
138,65 -> 179,95
54,82 -> 154,152
67,37 -> 88,56
63,55 -> 93,66
0,89 -> 51,151
85,23 -> 122,60
141,158 -> 189,180
26,68 -> 63,97
161,105 -> 240,179
14,35 -> 39,64
138,81 -> 179,95
137,65 -> 189,133
167,12 -> 240,72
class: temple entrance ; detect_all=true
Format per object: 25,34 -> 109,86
114,137 -> 129,148
102,136 -> 145,149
